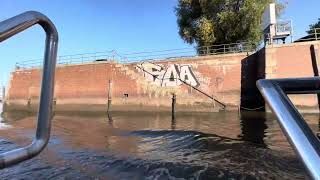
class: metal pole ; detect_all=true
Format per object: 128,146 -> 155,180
0,11 -> 58,168
172,93 -> 176,121
107,80 -> 112,112
27,97 -> 31,110
257,78 -> 320,179
290,20 -> 293,43
107,112 -> 113,126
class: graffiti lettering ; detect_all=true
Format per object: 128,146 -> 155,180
136,62 -> 200,87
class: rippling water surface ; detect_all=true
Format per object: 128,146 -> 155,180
0,104 -> 318,179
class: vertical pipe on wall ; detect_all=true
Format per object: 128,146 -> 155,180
310,45 -> 320,110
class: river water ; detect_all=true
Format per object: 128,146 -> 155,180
0,104 -> 317,179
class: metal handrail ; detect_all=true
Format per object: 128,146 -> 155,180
135,64 -> 226,110
257,78 -> 320,179
294,28 -> 320,42
15,41 -> 255,69
0,11 -> 58,168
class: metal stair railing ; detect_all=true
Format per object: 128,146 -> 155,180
135,64 -> 226,110
15,41 -> 255,69
0,11 -> 58,168
178,78 -> 226,110
257,78 -> 320,179
143,60 -> 226,109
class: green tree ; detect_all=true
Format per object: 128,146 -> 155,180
175,0 -> 284,49
306,18 -> 320,34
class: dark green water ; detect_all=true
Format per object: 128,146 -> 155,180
0,104 -> 317,179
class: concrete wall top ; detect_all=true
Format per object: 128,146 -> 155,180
15,52 -> 252,71
266,40 -> 320,49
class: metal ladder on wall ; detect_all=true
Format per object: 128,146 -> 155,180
257,78 -> 320,179
0,11 -> 58,168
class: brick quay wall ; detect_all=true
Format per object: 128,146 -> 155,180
5,41 -> 320,113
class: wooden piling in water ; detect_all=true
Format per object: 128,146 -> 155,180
107,80 -> 112,112
172,93 -> 176,121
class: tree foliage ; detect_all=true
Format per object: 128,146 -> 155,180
175,0 -> 283,48
307,18 -> 320,34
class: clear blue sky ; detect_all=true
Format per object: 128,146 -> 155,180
0,0 -> 319,85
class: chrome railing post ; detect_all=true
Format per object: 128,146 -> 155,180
0,11 -> 58,168
257,78 -> 320,179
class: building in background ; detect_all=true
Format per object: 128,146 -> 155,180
263,3 -> 293,45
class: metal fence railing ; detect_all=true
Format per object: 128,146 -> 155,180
15,41 -> 255,69
197,42 -> 254,55
295,28 -> 320,42
275,20 -> 292,35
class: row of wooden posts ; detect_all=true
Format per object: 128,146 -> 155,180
106,79 -> 176,121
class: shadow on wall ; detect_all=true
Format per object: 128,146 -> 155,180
240,48 -> 266,111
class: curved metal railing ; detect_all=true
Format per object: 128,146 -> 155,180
257,78 -> 320,179
0,11 -> 58,168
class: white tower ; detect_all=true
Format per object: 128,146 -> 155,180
262,3 -> 292,45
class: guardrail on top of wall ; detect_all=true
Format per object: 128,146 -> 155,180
15,41 -> 255,69
0,11 -> 58,168
294,28 -> 320,42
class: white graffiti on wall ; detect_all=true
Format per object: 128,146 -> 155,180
136,62 -> 200,87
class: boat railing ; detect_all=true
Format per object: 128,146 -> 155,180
257,78 -> 320,179
0,11 -> 58,168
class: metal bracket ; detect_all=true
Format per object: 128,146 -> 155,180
257,78 -> 320,179
0,11 -> 58,168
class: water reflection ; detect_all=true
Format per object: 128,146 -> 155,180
239,111 -> 267,147
0,110 -> 309,179
171,115 -> 176,130
107,112 -> 113,126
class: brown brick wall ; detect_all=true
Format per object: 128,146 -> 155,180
265,41 -> 320,110
6,54 -> 247,111
6,41 -> 320,112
